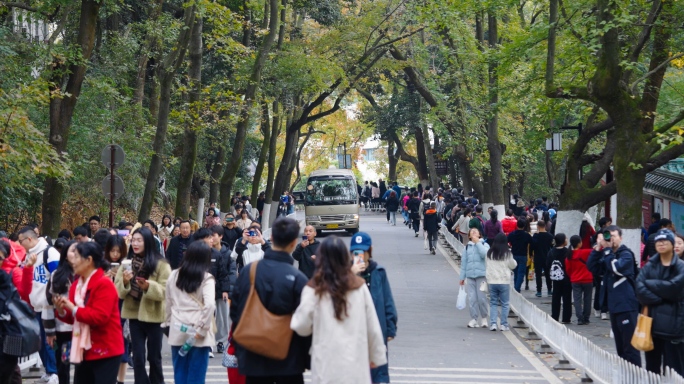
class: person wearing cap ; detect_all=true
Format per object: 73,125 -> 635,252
636,229 -> 684,375
350,232 -> 397,384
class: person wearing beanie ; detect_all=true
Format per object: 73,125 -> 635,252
349,232 -> 397,384
636,229 -> 684,375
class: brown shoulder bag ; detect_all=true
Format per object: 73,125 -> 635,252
233,260 -> 294,360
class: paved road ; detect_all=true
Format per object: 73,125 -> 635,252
39,211 -> 567,383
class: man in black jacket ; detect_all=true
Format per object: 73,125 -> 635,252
292,225 -> 320,279
407,191 -> 422,237
230,217 -> 311,383
209,226 -> 237,354
531,220 -> 554,297
222,213 -> 242,251
507,218 -> 532,293
423,202 -> 440,254
165,220 -> 192,269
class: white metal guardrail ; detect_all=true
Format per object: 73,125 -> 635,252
438,226 -> 684,383
508,288 -> 684,384
18,352 -> 41,370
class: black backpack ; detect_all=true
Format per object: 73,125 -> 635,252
0,279 -> 41,356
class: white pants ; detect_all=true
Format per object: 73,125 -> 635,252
466,277 -> 489,321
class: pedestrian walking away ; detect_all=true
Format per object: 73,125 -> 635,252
507,219 -> 532,293
566,235 -> 593,325
291,236 -> 387,383
547,233 -> 572,324
485,233 -> 517,331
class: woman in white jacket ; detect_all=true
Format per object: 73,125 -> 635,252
485,233 -> 517,331
163,241 -> 216,384
291,236 -> 387,384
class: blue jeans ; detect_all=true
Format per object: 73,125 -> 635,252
171,346 -> 210,384
35,312 -> 57,374
513,256 -> 527,293
401,209 -> 409,223
389,211 -> 396,225
489,284 -> 511,326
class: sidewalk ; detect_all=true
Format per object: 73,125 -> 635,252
518,284 -> 617,355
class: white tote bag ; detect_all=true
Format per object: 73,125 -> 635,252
456,286 -> 468,310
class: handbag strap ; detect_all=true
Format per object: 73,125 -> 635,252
249,260 -> 259,286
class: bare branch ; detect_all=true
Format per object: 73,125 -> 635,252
1,2 -> 60,21
630,53 -> 684,94
364,0 -> 409,53
624,0 -> 662,82
647,142 -> 684,172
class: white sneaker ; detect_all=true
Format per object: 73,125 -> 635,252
46,374 -> 59,384
38,374 -> 51,383
209,351 -> 214,358
601,313 -> 608,320
481,319 -> 488,328
467,319 -> 478,328
500,325 -> 510,331
594,309 -> 600,318
489,324 -> 497,331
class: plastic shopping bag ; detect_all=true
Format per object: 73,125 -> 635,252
456,286 -> 467,310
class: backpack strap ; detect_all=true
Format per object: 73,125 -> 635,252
43,246 -> 53,272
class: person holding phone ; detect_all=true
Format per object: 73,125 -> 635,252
292,225 -> 320,279
54,242 -> 124,384
349,232 -> 397,384
104,235 -> 131,384
115,228 -> 171,384
231,224 -> 268,272
587,225 -> 640,367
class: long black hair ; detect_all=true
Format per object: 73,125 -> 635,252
487,233 -> 510,261
128,227 -> 164,277
75,242 -> 106,269
489,209 -> 499,223
312,236 -> 356,321
51,241 -> 76,295
579,221 -> 593,239
176,241 -> 212,293
104,235 -> 128,263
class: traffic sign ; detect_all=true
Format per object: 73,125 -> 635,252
101,175 -> 124,200
101,144 -> 125,170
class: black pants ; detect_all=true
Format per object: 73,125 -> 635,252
129,320 -> 165,384
645,337 -> 684,375
534,260 -> 552,293
551,279 -> 572,322
55,331 -> 72,384
427,231 -> 438,250
412,218 -> 420,233
74,355 -> 121,384
610,311 -> 641,367
593,274 -> 608,312
246,375 -> 304,384
386,208 -> 390,221
0,352 -> 20,384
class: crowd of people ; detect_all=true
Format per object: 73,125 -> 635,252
366,182 -> 684,376
0,191 -> 397,384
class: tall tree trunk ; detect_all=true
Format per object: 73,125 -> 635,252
148,66 -> 160,126
413,122 -> 429,187
264,101 -> 281,204
209,146 -> 226,204
219,0 -> 279,209
486,13 -> 504,205
422,122 -> 439,189
387,140 -> 398,182
132,1 -> 163,106
174,17 -> 203,218
251,102 -> 271,203
41,0 -> 101,237
138,6 -> 197,222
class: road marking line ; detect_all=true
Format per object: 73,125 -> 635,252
436,241 -> 563,384
389,367 -> 538,373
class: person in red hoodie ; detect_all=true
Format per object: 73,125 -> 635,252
501,209 -> 518,236
0,234 -> 27,301
54,242 -> 123,384
566,235 -> 594,325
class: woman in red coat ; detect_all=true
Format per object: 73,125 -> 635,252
54,242 -> 124,384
